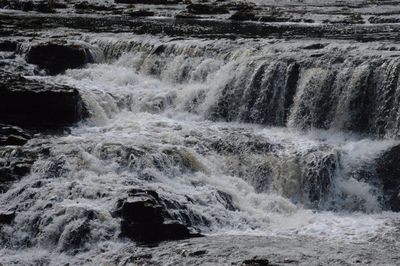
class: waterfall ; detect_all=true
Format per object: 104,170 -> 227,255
2,33 -> 400,264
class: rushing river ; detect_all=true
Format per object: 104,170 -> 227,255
2,33 -> 400,265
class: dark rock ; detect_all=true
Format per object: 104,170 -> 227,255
118,189 -> 202,243
0,40 -> 17,52
187,4 -> 229,15
301,151 -> 337,209
175,11 -> 201,19
58,220 -> 91,251
0,0 -> 54,13
25,42 -> 93,75
303,18 -> 315,23
120,195 -> 165,224
258,15 -> 291,23
188,250 -> 207,256
230,11 -> 256,21
74,1 -> 115,12
376,144 -> 400,211
0,124 -> 31,146
302,43 -> 327,50
240,257 -> 271,266
161,221 -> 192,240
0,211 -> 15,224
369,17 -> 400,24
224,1 -> 255,11
215,190 -> 237,211
0,145 -> 42,192
124,9 -> 155,17
115,0 -> 180,4
0,71 -> 87,129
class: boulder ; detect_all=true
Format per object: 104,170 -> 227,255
117,189 -> 202,243
0,71 -> 87,129
25,42 -> 94,75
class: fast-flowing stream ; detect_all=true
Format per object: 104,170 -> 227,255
2,33 -> 400,265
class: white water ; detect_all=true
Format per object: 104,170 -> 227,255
2,34 -> 400,265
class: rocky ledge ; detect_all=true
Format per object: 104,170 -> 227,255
0,70 -> 87,130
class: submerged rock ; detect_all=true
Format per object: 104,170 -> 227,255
25,42 -> 94,75
0,71 -> 87,129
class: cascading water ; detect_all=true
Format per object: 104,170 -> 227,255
2,33 -> 400,265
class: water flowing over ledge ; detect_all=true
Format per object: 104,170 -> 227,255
2,1 -> 400,265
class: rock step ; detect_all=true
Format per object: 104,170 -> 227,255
0,71 -> 87,129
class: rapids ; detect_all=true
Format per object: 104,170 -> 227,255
2,33 -> 400,265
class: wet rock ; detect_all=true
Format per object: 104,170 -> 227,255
0,211 -> 15,224
376,144 -> 400,211
230,10 -> 256,21
0,71 -> 87,129
239,257 -> 272,266
187,3 -> 229,15
120,194 -> 165,224
302,43 -> 327,50
124,9 -> 155,17
74,1 -> 115,12
0,40 -> 17,52
301,151 -> 337,209
215,190 -> 237,211
0,124 -> 31,146
115,0 -> 180,4
369,17 -> 400,24
25,42 -> 93,75
118,189 -> 202,243
58,220 -> 91,252
0,0 -> 54,13
0,145 -> 43,192
175,11 -> 201,19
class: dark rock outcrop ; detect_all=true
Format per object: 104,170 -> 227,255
376,145 -> 400,211
0,71 -> 87,129
25,42 -> 93,75
0,124 -> 31,146
117,189 -> 202,243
